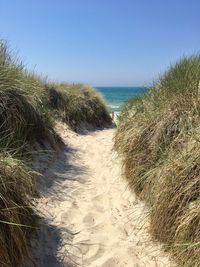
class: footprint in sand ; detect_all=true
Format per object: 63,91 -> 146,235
83,212 -> 96,226
60,204 -> 82,227
83,244 -> 105,265
91,194 -> 109,212
25,129 -> 173,267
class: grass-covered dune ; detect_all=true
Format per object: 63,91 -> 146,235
0,40 -> 112,267
115,56 -> 200,266
46,83 -> 112,132
0,41 -> 60,267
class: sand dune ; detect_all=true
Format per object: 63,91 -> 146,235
24,125 -> 173,267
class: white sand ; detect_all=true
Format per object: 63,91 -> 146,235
24,125 -> 173,267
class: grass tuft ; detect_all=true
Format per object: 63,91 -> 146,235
46,83 -> 112,132
0,39 -> 112,266
0,152 -> 37,267
115,55 -> 200,266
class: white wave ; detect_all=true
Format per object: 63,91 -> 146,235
108,104 -> 120,109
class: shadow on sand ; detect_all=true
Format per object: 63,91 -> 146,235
23,221 -> 69,267
23,142 -> 88,267
38,145 -> 88,195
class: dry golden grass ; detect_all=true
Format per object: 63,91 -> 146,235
0,40 -> 61,267
46,83 -> 112,132
0,39 -> 112,266
0,153 -> 37,267
115,56 -> 200,266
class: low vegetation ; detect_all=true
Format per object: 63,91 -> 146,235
46,83 -> 112,132
0,40 -> 111,267
115,55 -> 200,266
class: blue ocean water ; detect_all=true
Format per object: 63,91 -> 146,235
95,86 -> 148,112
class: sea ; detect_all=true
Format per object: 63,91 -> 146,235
95,86 -> 148,112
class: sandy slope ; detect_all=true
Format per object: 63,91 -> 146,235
24,125 -> 173,267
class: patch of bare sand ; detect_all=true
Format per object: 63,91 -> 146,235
24,124 -> 174,267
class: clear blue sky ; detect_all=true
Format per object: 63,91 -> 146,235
0,0 -> 199,86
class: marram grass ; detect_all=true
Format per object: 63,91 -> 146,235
0,152 -> 37,267
0,40 -> 60,267
0,39 -> 112,266
46,82 -> 112,132
115,55 -> 200,266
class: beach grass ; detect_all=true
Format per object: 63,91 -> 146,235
46,82 -> 112,132
0,40 -> 61,267
0,39 -> 112,266
115,55 -> 200,266
0,151 -> 37,267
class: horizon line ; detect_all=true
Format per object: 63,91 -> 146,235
94,85 -> 147,88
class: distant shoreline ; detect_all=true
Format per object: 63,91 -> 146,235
96,86 -> 148,112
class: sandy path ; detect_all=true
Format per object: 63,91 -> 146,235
24,127 -> 173,267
